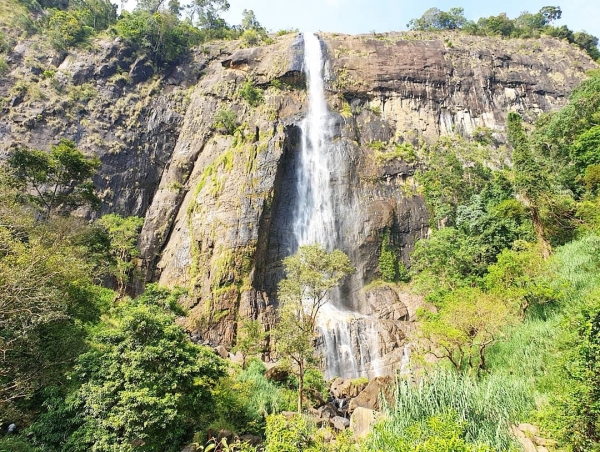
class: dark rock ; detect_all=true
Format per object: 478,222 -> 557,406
316,403 -> 337,420
265,366 -> 290,382
239,434 -> 262,446
129,58 -> 154,84
96,61 -> 118,78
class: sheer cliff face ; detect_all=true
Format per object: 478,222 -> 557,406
1,31 -> 596,349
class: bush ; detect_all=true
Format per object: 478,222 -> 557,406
47,9 -> 94,50
114,11 -> 202,68
214,108 -> 237,135
239,79 -> 263,107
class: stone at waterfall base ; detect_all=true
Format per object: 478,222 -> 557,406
350,407 -> 383,439
330,416 -> 350,431
348,376 -> 394,412
330,377 -> 368,399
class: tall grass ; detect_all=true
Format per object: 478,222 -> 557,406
366,372 -> 533,451
236,360 -> 288,416
551,234 -> 600,304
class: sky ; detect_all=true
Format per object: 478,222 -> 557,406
221,0 -> 600,40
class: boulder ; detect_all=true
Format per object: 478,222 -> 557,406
214,345 -> 229,359
349,376 -> 393,412
316,402 -> 337,420
330,377 -> 368,399
350,407 -> 381,439
330,416 -> 350,431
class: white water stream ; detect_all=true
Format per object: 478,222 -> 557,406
293,33 -> 382,379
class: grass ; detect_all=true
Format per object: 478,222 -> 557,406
367,371 -> 533,451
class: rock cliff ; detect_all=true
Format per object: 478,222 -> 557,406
0,30 -> 596,373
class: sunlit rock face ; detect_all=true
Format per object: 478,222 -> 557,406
1,29 -> 595,375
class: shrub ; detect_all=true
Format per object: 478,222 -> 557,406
114,11 -> 202,68
239,79 -> 263,107
47,9 -> 94,51
214,108 -> 237,135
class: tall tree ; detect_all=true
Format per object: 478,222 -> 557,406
507,112 -> 552,258
274,244 -> 354,412
7,140 -> 101,217
97,214 -> 144,298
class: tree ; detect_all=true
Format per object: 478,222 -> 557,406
46,10 -> 95,50
114,11 -> 202,68
97,214 -> 144,297
485,243 -> 558,318
30,286 -> 227,452
7,140 -> 101,217
186,0 -> 229,29
71,0 -> 118,31
233,318 -> 265,369
417,287 -> 514,375
407,7 -> 468,31
507,112 -> 552,257
274,244 -> 353,412
0,191 -> 105,422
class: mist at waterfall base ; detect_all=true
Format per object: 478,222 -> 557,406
290,33 -> 395,380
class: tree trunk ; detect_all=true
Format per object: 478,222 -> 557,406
297,365 -> 304,414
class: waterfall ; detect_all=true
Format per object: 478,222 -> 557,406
293,33 -> 382,380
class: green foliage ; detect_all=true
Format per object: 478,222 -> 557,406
238,79 -> 263,107
366,372 -> 531,451
366,412 -> 495,452
411,227 -> 487,294
97,214 -> 144,296
417,287 -> 515,374
540,235 -> 600,450
46,9 -> 94,50
378,230 -> 402,282
7,140 -> 101,216
114,11 -> 202,68
233,319 -> 266,368
30,293 -> 227,452
407,6 -> 600,60
0,436 -> 39,452
0,56 -> 8,76
214,108 -> 238,135
264,414 -> 316,452
407,7 -> 468,31
0,178 -> 109,422
71,0 -> 117,31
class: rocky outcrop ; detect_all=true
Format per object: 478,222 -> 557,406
0,30 -> 596,372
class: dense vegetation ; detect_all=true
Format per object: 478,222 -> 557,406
408,6 -> 600,61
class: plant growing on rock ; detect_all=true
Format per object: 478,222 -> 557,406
238,79 -> 263,107
213,108 -> 237,135
273,244 -> 354,413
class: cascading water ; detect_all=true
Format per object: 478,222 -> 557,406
293,33 -> 383,379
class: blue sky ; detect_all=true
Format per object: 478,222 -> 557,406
222,0 -> 600,40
